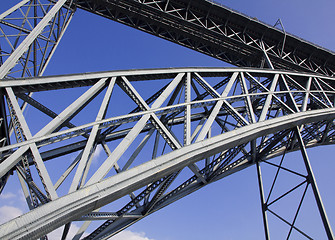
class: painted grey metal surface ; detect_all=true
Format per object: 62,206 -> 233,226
0,108 -> 335,239
1,67 -> 335,239
0,0 -> 334,239
74,0 -> 335,76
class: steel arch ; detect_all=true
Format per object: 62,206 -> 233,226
1,0 -> 335,239
0,68 -> 335,239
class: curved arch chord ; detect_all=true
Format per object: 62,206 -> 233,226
0,109 -> 335,239
0,68 -> 335,239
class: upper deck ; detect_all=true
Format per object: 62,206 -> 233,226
73,0 -> 335,76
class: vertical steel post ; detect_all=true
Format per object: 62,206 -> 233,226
294,126 -> 334,239
256,160 -> 270,240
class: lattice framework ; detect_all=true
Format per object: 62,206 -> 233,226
1,68 -> 335,239
0,0 -> 334,239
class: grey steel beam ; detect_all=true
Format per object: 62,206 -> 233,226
256,161 -> 270,240
1,108 -> 334,239
0,0 -> 334,238
295,127 -> 334,239
5,87 -> 58,199
69,77 -> 114,192
184,72 -> 191,145
0,0 -> 74,78
74,0 -> 335,76
79,212 -> 143,221
0,0 -> 70,78
259,74 -> 279,121
86,74 -> 184,184
0,0 -> 30,20
17,93 -> 88,137
1,67 -> 335,91
1,69 -> 334,161
2,104 -> 325,164
0,78 -> 107,179
195,72 -> 238,142
1,67 -> 335,238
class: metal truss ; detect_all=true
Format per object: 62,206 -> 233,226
0,0 -> 335,239
0,0 -> 75,201
256,127 -> 333,239
0,0 -> 75,79
74,0 -> 335,76
0,67 -> 335,239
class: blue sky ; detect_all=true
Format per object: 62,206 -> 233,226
1,0 -> 335,239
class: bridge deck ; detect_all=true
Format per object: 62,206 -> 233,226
73,0 -> 335,76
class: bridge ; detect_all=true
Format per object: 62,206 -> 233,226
0,0 -> 334,239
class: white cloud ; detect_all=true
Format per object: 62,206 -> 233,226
92,144 -> 104,164
0,191 -> 29,212
0,205 -> 23,224
48,227 -> 154,240
0,192 -> 16,200
48,223 -> 88,240
0,192 -> 154,240
0,205 -> 87,239
111,230 -> 154,240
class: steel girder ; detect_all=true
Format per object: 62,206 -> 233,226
73,0 -> 335,76
0,0 -> 334,239
0,68 -> 335,239
0,0 -> 75,79
0,0 -> 75,162
0,0 -> 76,218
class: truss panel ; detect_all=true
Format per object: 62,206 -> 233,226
74,0 -> 335,76
0,68 -> 334,239
0,1 -> 334,239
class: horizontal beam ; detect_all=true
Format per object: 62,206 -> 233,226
1,108 -> 335,239
74,0 -> 335,75
1,67 -> 334,91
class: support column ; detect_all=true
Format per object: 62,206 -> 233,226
256,160 -> 270,240
294,127 -> 334,239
